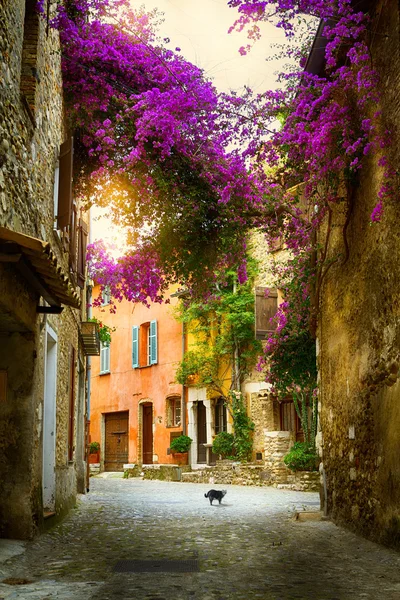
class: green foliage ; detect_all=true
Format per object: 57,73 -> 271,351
88,317 -> 116,346
175,259 -> 262,394
175,349 -> 218,388
231,391 -> 255,461
89,441 -> 100,454
269,325 -> 317,396
170,435 -> 192,453
283,442 -> 319,472
212,431 -> 235,458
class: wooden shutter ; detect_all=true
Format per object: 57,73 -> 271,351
132,326 -> 139,368
69,202 -> 77,271
149,320 -> 157,365
68,345 -> 75,462
77,218 -> 88,288
57,137 -> 74,232
255,287 -> 278,340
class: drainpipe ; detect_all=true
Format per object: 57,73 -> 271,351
181,320 -> 186,436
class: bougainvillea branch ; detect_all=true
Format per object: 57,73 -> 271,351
41,0 -> 394,370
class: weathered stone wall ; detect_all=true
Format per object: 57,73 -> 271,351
318,0 -> 400,547
0,1 -> 87,538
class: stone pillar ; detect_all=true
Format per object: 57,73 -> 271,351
264,430 -> 292,485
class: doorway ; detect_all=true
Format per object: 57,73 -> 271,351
104,411 -> 129,471
142,403 -> 153,464
43,325 -> 57,512
197,401 -> 207,463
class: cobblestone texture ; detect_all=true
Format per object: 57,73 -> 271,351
0,476 -> 399,599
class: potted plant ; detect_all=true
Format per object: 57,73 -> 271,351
170,435 -> 192,465
88,441 -> 100,463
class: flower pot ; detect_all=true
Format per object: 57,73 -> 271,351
88,453 -> 99,464
171,452 -> 188,466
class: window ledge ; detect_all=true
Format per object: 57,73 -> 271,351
99,371 -> 110,376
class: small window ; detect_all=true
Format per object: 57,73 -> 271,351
214,397 -> 227,434
101,286 -> 111,306
167,397 -> 181,427
100,342 -> 110,375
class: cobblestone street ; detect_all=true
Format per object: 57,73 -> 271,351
0,476 -> 399,600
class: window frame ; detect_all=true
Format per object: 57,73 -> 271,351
214,397 -> 227,434
100,341 -> 110,375
166,396 -> 181,428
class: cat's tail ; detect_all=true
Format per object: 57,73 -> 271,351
204,492 -> 209,498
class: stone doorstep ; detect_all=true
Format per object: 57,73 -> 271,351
294,510 -> 324,521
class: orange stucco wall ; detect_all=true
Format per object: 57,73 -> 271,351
89,286 -> 184,465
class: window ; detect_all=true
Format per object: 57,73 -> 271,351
214,397 -> 227,434
255,287 -> 278,340
20,0 -> 40,117
77,218 -> 88,289
166,396 -> 181,427
56,137 -> 74,234
101,286 -> 111,306
100,342 -> 110,375
132,320 -> 158,368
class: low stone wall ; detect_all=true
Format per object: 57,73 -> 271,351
121,431 -> 320,492
124,464 -> 191,482
180,462 -> 319,491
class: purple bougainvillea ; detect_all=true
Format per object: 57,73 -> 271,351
42,1 -> 394,392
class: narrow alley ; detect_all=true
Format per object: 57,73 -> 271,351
0,477 -> 399,600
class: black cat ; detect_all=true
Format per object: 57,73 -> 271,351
204,489 -> 227,505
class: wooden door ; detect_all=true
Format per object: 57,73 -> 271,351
142,404 -> 153,464
104,411 -> 129,471
197,401 -> 207,463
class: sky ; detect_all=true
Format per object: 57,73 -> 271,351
91,0 -> 285,246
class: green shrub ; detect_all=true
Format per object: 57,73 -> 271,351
89,441 -> 100,454
170,435 -> 192,453
283,442 -> 319,472
212,431 -> 235,458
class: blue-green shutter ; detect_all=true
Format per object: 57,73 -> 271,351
132,326 -> 139,368
150,320 -> 157,365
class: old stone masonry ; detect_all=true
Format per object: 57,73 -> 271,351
0,477 -> 399,600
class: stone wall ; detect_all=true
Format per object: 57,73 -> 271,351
0,1 -> 88,538
317,0 -> 400,547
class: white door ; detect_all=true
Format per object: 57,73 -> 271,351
43,325 -> 57,512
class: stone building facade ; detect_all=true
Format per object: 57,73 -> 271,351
0,0 -> 91,539
315,0 -> 400,546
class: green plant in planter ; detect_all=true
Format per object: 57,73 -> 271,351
170,435 -> 192,453
283,442 -> 319,472
212,431 -> 235,459
88,317 -> 116,346
89,441 -> 100,454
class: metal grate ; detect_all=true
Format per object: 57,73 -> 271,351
113,559 -> 199,573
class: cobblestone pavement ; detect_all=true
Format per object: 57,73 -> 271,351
1,476 -> 399,600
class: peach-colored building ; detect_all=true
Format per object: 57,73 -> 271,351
89,285 -> 185,470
